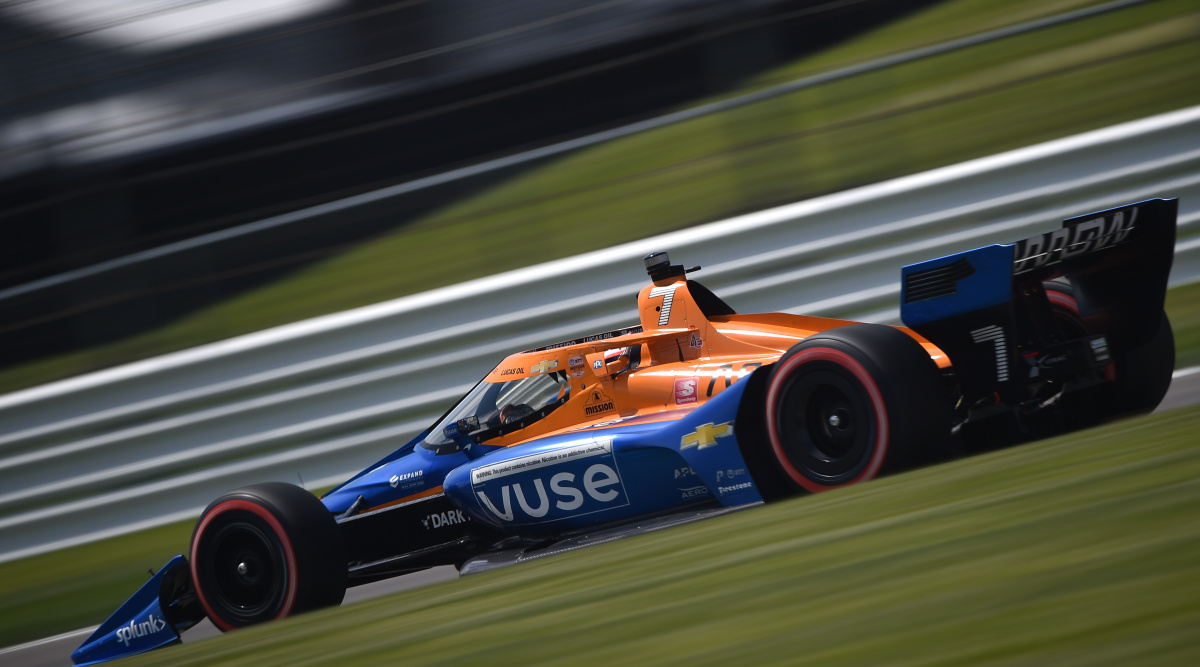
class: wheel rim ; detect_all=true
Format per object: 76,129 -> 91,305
776,367 -> 876,484
196,513 -> 287,627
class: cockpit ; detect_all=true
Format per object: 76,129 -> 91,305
422,370 -> 571,450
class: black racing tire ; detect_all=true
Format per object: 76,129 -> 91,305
763,324 -> 951,493
190,482 -> 346,631
1043,280 -> 1089,339
1044,281 -> 1174,415
1037,280 -> 1110,432
1112,310 -> 1174,415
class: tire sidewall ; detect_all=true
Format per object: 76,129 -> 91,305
1044,281 -> 1174,415
191,499 -> 299,630
765,345 -> 890,492
190,483 -> 345,631
762,324 -> 949,494
1113,310 -> 1175,414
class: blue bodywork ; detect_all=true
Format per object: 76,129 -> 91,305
324,372 -> 762,531
319,435 -> 503,517
71,557 -> 192,666
444,375 -> 761,533
900,243 -> 1014,327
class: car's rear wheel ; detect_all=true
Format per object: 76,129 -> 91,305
190,483 -> 346,631
1043,280 -> 1088,339
763,324 -> 951,493
1044,280 -> 1173,415
1112,310 -> 1174,415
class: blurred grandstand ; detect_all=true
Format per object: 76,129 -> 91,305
0,0 -> 930,369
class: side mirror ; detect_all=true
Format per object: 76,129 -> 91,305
443,416 -> 480,439
443,416 -> 483,458
584,352 -> 609,379
583,352 -> 628,379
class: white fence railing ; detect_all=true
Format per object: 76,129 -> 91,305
1,105 -> 1198,563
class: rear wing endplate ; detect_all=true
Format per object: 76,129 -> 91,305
899,198 -> 1177,400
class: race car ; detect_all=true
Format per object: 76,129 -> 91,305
73,198 -> 1177,665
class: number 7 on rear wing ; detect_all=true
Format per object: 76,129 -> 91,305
900,198 -> 1177,438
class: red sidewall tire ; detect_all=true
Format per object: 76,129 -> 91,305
1044,281 -> 1107,370
1044,288 -> 1078,315
190,499 -> 299,632
757,324 -> 951,496
765,347 -> 889,493
1042,281 -> 1172,414
190,483 -> 345,632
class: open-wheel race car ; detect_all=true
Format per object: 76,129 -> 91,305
73,198 -> 1177,664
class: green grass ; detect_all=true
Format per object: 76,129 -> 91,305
0,520 -> 195,649
123,405 -> 1200,666
3,0 -> 1199,394
0,484 -> 336,649
1167,279 -> 1200,370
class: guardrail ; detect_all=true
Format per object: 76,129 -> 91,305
1,105 -> 1198,563
1,0 -> 1155,305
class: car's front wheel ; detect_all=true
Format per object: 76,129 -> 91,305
190,482 -> 346,631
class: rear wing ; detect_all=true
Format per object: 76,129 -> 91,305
900,198 -> 1177,401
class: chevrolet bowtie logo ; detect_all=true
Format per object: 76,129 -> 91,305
680,422 -> 734,450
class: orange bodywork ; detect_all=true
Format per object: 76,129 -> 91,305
480,273 -> 949,448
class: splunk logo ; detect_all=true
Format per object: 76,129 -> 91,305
470,438 -> 628,523
115,614 -> 166,647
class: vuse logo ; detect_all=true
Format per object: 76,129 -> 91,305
470,439 -> 628,523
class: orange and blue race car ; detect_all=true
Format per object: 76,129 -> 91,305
73,199 -> 1177,664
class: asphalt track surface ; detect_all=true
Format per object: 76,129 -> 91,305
6,368 -> 1199,667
